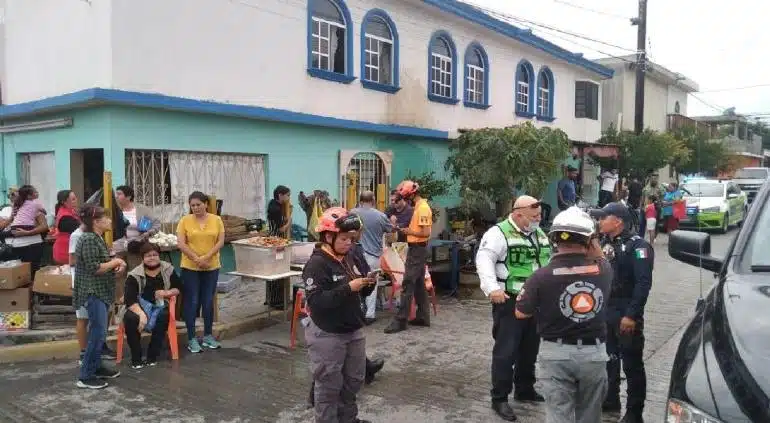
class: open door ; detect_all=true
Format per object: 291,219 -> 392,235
339,150 -> 392,210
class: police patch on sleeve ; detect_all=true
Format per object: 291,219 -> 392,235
634,248 -> 649,259
305,278 -> 315,291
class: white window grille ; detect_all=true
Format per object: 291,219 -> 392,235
364,17 -> 393,85
466,65 -> 485,104
538,72 -> 551,116
431,53 -> 453,98
517,66 -> 531,113
310,0 -> 346,74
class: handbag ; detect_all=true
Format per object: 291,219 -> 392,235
138,297 -> 165,333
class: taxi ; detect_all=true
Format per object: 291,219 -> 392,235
679,179 -> 747,233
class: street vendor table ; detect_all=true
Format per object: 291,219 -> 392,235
227,270 -> 302,322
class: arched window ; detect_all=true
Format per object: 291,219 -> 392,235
463,42 -> 490,109
307,0 -> 354,83
360,9 -> 400,93
515,60 -> 535,116
427,31 -> 459,104
536,67 -> 555,121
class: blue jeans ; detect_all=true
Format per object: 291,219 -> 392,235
181,269 -> 219,340
79,295 -> 109,380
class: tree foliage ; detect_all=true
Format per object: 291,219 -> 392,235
444,122 -> 571,212
589,125 -> 690,180
668,126 -> 732,176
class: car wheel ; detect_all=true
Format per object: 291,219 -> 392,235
719,212 -> 729,234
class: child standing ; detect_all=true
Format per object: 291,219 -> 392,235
645,196 -> 658,244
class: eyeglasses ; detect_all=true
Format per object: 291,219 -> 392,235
513,201 -> 542,211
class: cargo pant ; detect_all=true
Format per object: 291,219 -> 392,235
539,339 -> 608,423
305,320 -> 366,423
396,243 -> 430,323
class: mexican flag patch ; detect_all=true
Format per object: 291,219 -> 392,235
635,248 -> 648,259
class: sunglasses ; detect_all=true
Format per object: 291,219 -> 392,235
513,201 -> 542,211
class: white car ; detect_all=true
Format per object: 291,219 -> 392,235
680,180 -> 747,233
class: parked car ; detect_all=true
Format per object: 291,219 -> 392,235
667,181 -> 770,422
679,179 -> 747,233
732,167 -> 770,205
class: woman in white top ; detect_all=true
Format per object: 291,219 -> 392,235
113,185 -> 160,270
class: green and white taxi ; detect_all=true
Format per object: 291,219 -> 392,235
680,179 -> 747,233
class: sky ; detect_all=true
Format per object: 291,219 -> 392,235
467,0 -> 770,121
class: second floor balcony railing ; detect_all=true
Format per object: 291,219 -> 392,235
666,114 -> 716,138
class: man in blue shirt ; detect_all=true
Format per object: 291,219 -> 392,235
351,191 -> 394,323
557,166 -> 579,211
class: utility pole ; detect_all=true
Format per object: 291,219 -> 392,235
631,0 -> 648,135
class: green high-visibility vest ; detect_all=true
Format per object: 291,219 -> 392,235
496,219 -> 552,293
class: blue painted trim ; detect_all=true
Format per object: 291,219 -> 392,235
463,101 -> 490,110
426,30 -> 459,105
359,9 -> 400,93
307,68 -> 356,84
462,41 -> 490,108
306,0 -> 355,82
0,88 -> 450,139
535,66 -> 555,121
421,0 -> 613,78
515,59 -> 536,115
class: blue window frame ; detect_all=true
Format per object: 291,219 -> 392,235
360,9 -> 400,94
463,42 -> 490,109
536,66 -> 555,121
427,30 -> 459,105
307,0 -> 355,84
515,60 -> 535,118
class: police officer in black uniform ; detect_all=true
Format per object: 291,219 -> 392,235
591,202 -> 654,423
515,207 -> 612,423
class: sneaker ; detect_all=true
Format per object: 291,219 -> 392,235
144,360 -> 158,367
130,362 -> 145,370
188,338 -> 203,354
95,367 -> 121,379
101,345 -> 117,361
201,335 -> 221,350
76,378 -> 108,390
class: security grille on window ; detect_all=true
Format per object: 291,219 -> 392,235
575,81 -> 599,120
538,72 -> 550,116
310,0 -> 347,74
516,64 -> 531,113
465,49 -> 485,104
363,17 -> 393,85
430,37 -> 453,98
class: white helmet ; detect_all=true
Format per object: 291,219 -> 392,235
549,206 -> 595,240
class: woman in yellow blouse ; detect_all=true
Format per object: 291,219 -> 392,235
176,191 -> 225,353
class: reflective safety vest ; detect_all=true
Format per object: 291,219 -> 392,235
496,219 -> 552,293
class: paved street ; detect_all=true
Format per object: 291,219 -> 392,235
0,231 -> 733,423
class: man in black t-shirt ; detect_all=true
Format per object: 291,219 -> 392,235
515,207 -> 612,423
266,185 -> 291,308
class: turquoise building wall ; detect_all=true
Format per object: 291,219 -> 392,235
2,106 -> 457,225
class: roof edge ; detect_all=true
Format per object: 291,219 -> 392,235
424,0 -> 614,78
0,88 -> 450,140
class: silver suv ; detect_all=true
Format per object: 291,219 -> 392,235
733,167 -> 770,204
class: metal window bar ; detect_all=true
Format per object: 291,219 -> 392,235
431,53 -> 452,97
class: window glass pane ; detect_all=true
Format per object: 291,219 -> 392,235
430,37 -> 450,57
466,49 -> 483,67
380,42 -> 393,85
312,0 -> 344,24
540,72 -> 549,89
517,65 -> 529,83
366,17 -> 391,39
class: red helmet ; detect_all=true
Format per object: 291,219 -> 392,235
396,180 -> 419,198
315,207 -> 362,234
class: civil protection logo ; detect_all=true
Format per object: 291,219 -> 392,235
559,280 -> 604,323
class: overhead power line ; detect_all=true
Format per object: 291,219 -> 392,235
464,1 -> 637,54
699,83 -> 770,93
689,93 -> 727,114
553,0 -> 631,20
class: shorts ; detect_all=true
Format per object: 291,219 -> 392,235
646,218 -> 657,230
75,306 -> 89,320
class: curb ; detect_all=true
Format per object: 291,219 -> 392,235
0,313 -> 276,364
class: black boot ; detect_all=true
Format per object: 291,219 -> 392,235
491,401 -> 518,421
514,390 -> 545,402
365,358 -> 385,384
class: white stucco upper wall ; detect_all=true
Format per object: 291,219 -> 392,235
3,0 -> 112,104
4,0 -> 608,141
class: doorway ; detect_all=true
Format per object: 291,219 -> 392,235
70,149 -> 104,203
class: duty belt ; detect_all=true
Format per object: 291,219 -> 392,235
542,336 -> 605,346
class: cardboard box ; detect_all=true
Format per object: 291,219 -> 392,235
0,310 -> 30,330
33,266 -> 73,297
0,262 -> 32,290
0,286 -> 31,312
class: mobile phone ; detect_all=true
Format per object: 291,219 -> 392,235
366,269 -> 383,280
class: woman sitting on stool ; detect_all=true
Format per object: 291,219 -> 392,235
122,242 -> 181,369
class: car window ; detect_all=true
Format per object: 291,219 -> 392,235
727,184 -> 739,195
681,183 -> 724,198
734,169 -> 769,179
740,196 -> 770,271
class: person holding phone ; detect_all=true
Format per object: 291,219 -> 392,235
301,207 -> 376,423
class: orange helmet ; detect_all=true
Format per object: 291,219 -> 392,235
396,180 -> 419,198
315,207 -> 362,234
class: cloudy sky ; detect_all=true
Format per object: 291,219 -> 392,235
468,0 -> 770,120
